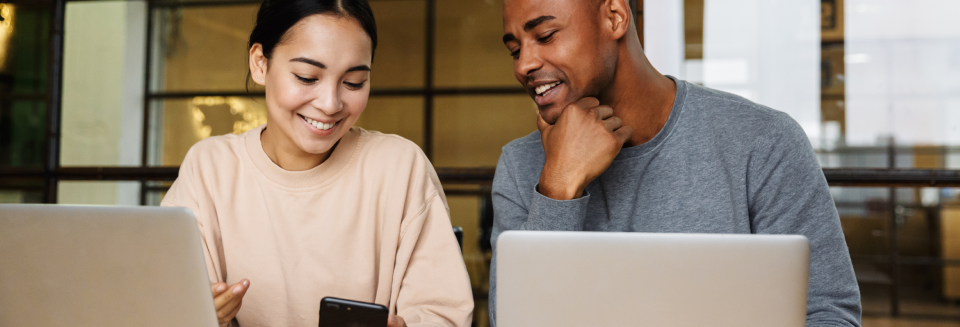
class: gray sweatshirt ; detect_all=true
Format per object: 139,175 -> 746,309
489,78 -> 861,326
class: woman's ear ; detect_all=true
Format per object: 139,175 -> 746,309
249,43 -> 268,85
604,0 -> 632,40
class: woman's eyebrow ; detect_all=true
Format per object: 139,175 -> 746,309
346,65 -> 371,73
290,57 -> 325,69
291,57 -> 369,73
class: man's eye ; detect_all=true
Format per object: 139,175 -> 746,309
294,74 -> 318,84
344,81 -> 365,89
538,31 -> 557,43
510,49 -> 520,58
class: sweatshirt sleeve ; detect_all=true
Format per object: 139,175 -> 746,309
160,152 -> 226,286
487,148 -> 591,326
391,170 -> 474,326
747,114 -> 862,327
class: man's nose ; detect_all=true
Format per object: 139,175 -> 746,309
516,45 -> 543,78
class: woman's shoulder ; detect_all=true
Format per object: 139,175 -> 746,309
355,127 -> 428,161
180,132 -> 247,171
352,127 -> 436,181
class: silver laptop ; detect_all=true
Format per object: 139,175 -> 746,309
496,231 -> 809,327
0,204 -> 218,327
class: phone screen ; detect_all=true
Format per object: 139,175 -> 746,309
318,297 -> 389,327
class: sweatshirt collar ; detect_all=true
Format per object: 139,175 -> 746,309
244,124 -> 362,189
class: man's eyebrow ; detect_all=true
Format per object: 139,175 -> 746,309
503,33 -> 517,44
523,15 -> 555,32
291,57 -> 325,69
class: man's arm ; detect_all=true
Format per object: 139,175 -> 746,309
489,97 -> 632,326
487,147 -> 594,327
747,114 -> 861,327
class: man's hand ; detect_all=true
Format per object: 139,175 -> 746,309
211,279 -> 250,324
537,97 -> 633,200
387,314 -> 406,327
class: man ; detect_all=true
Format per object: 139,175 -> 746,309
489,0 -> 862,326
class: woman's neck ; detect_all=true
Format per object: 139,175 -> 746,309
260,123 -> 333,171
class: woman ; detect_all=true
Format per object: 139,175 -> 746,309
160,0 -> 474,326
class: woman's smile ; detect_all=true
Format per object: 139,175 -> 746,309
298,113 -> 340,136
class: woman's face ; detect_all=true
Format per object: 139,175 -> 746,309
250,14 -> 372,155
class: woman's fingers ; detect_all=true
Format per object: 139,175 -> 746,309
211,282 -> 228,297
387,314 -> 407,327
214,280 -> 250,320
220,299 -> 242,323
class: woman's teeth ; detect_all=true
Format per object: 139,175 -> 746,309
303,116 -> 336,130
535,81 -> 561,96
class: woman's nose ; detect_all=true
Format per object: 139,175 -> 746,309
311,81 -> 343,116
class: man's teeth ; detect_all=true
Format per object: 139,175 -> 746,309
535,82 -> 561,95
304,116 -> 336,130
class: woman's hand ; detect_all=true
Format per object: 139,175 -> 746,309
210,279 -> 250,324
387,314 -> 406,327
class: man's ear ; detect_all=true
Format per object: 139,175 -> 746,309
249,43 -> 268,85
603,0 -> 632,40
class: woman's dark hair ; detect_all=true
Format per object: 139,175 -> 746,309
248,0 -> 378,60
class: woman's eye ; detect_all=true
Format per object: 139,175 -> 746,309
294,74 -> 318,84
344,81 -> 365,89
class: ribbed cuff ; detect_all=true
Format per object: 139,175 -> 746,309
524,184 -> 590,231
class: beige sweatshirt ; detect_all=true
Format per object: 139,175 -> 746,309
161,125 -> 474,327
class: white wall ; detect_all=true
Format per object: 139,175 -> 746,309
644,0 -> 685,78
59,1 -> 145,205
702,0 -> 821,143
844,0 -> 960,147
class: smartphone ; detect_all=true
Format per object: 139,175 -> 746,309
318,297 -> 389,327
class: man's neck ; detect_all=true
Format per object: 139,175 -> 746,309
598,45 -> 677,148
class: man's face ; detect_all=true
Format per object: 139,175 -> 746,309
503,0 -> 613,124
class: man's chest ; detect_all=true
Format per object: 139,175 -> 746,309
578,157 -> 753,233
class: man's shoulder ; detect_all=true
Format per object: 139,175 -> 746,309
495,130 -> 546,178
680,81 -> 806,141
501,130 -> 544,157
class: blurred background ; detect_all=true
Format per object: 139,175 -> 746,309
2,0 -> 960,326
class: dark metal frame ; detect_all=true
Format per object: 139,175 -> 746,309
5,0 -> 960,319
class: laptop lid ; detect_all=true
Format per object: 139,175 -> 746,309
496,231 -> 809,327
0,204 -> 218,327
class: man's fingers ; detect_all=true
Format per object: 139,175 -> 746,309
573,97 -> 600,110
536,111 -> 550,134
603,116 -> 623,131
595,106 -> 613,120
613,125 -> 634,144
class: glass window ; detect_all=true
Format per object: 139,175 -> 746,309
369,0 -> 425,89
150,4 -> 259,93
0,100 -> 44,167
148,96 -> 267,166
0,179 -> 43,203
0,3 -> 50,168
356,96 -> 424,147
7,3 -> 49,96
61,1 -> 145,167
435,0 -> 517,88
432,95 -> 536,167
57,181 -> 141,206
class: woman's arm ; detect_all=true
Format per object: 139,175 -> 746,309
391,191 -> 475,327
